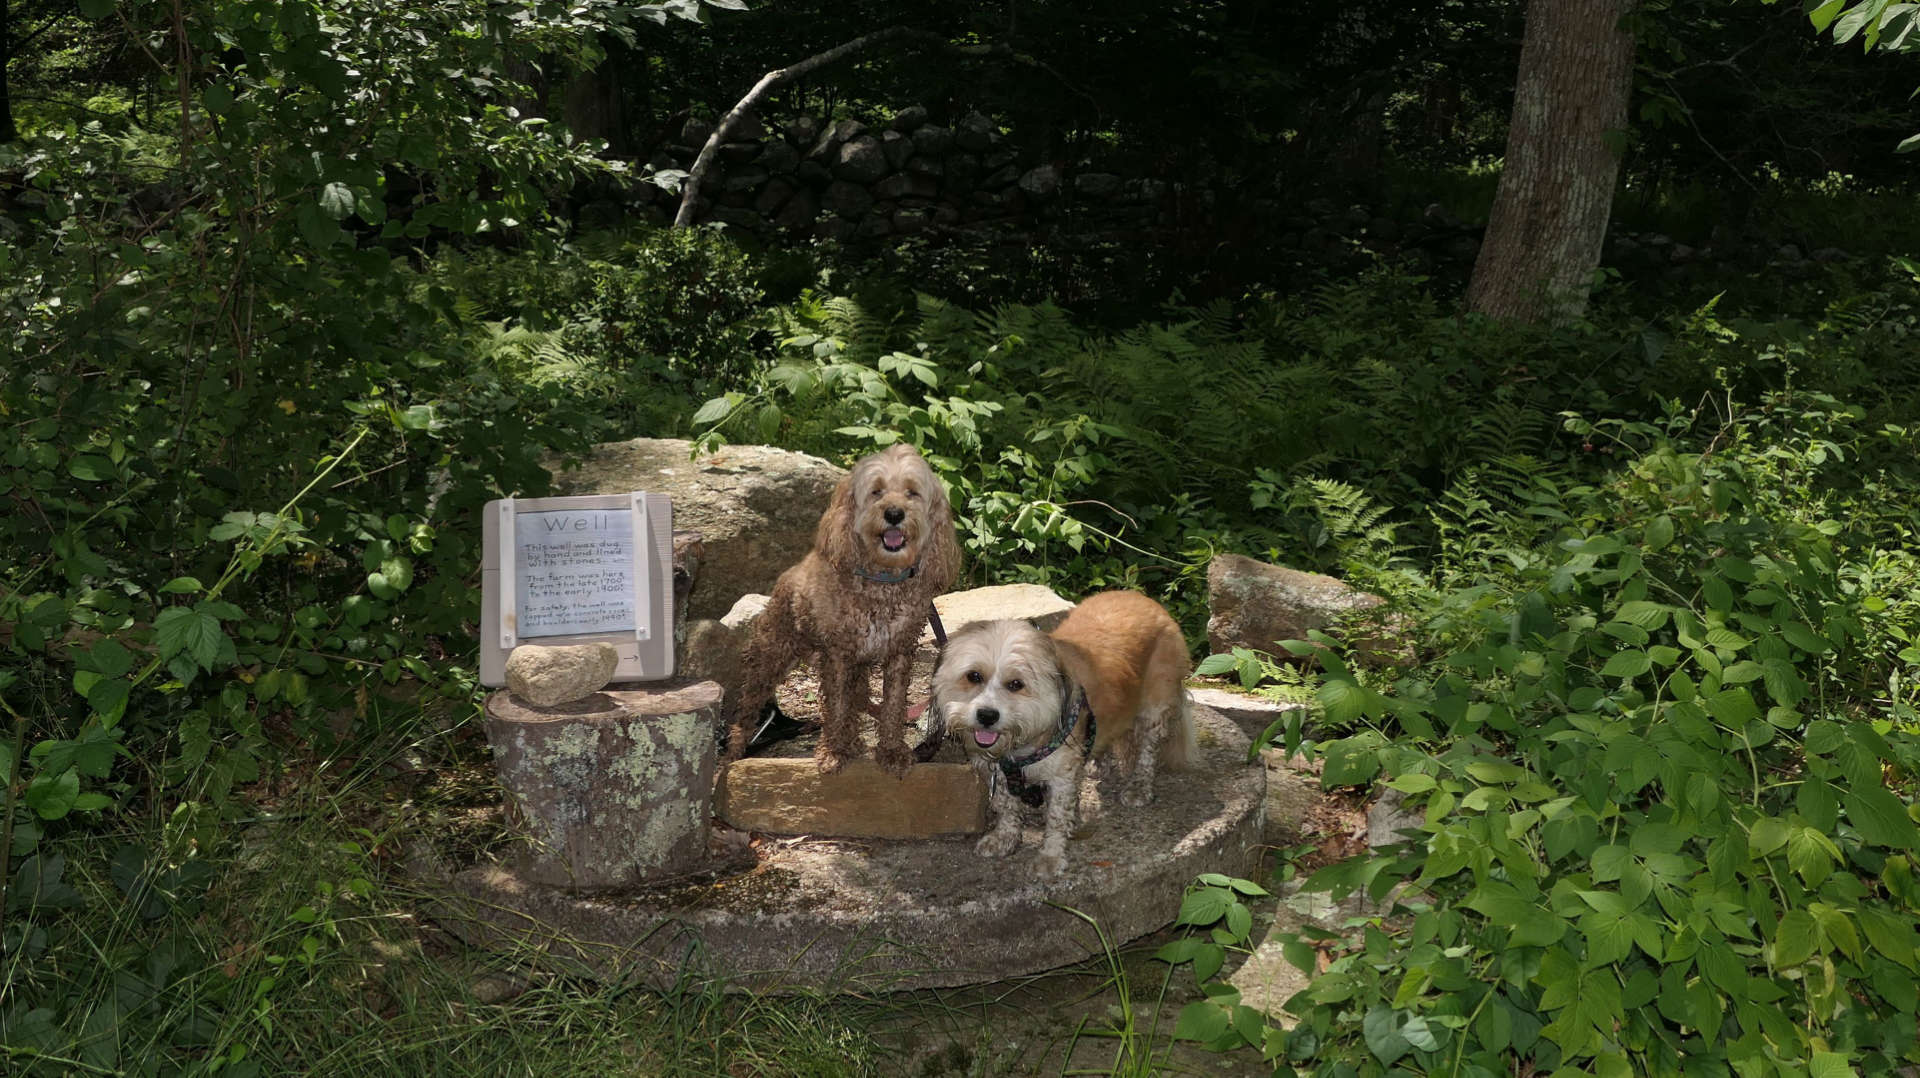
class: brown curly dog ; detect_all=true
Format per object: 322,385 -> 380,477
726,443 -> 960,777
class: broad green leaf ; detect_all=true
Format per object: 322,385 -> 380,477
25,770 -> 81,820
1362,1007 -> 1412,1065
67,455 -> 114,481
84,678 -> 130,726
1810,1052 -> 1857,1078
691,396 -> 734,426
1750,816 -> 1791,857
1319,733 -> 1382,787
1466,759 -> 1527,784
1385,772 -> 1437,794
79,639 -> 134,678
1809,0 -> 1849,32
1177,886 -> 1233,926
1642,515 -> 1675,550
1317,677 -> 1366,726
1194,654 -> 1239,677
1616,600 -> 1671,630
1782,621 -> 1833,654
1154,938 -> 1203,965
1172,1000 -> 1230,1043
1708,688 -> 1760,728
1774,908 -> 1820,967
153,607 -> 225,670
1845,786 -> 1917,849
1600,650 -> 1651,678
319,182 -> 355,221
297,201 -> 340,250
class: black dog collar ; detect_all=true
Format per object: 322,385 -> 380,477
851,563 -> 919,583
996,687 -> 1093,806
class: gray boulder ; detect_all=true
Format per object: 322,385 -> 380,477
911,124 -> 954,156
880,130 -> 914,169
955,111 -> 994,152
822,180 -> 875,219
755,177 -> 797,215
504,643 -> 620,707
835,136 -> 890,183
1018,165 -> 1062,200
1205,553 -> 1388,660
1073,172 -> 1122,199
679,593 -> 771,707
543,438 -> 847,620
890,105 -> 930,132
771,186 -> 819,229
758,139 -> 800,174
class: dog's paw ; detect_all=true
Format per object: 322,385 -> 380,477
975,830 -> 1020,858
813,746 -> 847,775
873,744 -> 913,779
1035,850 -> 1069,876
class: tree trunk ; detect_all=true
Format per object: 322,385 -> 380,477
1465,0 -> 1636,326
2,0 -> 17,144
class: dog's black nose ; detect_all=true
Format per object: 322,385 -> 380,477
884,507 -> 905,525
976,707 -> 999,727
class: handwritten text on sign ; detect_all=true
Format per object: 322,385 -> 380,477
512,510 -> 637,638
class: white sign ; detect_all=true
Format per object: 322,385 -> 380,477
512,508 -> 639,638
479,492 -> 674,688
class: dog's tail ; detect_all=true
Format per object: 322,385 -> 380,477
1161,689 -> 1199,771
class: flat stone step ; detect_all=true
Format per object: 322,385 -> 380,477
433,705 -> 1265,993
716,758 -> 986,838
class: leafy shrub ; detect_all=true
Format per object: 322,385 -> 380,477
1173,391 -> 1920,1074
437,225 -> 771,389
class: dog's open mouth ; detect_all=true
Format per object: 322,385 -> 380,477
880,527 -> 907,552
972,728 -> 1000,748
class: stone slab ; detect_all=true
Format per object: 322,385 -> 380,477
917,583 -> 1075,655
716,759 -> 986,838
1188,686 -> 1309,743
434,705 -> 1263,993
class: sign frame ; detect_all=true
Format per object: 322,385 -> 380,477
479,492 -> 674,687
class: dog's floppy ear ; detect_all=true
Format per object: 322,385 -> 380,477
813,471 -> 859,571
919,470 -> 962,589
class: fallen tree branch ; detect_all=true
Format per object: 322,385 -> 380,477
672,27 -> 1100,228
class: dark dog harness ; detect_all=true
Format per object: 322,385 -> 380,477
996,685 -> 1094,807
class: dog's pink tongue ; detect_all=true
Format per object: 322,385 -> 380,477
883,527 -> 906,549
973,729 -> 999,747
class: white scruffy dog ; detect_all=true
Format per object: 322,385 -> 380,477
931,591 -> 1196,875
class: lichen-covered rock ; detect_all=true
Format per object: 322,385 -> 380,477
504,643 -> 620,707
484,681 -> 722,889
542,438 -> 846,620
1205,553 -> 1387,660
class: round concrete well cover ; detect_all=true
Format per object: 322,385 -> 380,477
437,704 -> 1265,993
